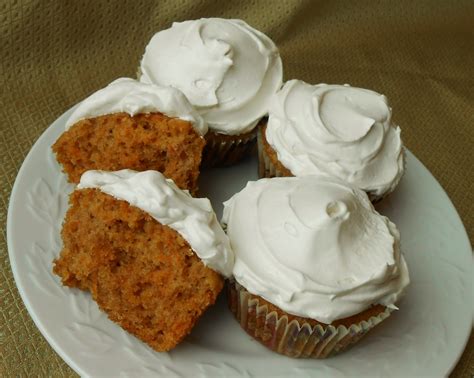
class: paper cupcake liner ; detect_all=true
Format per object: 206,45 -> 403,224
227,280 -> 392,359
257,125 -> 291,179
202,128 -> 258,168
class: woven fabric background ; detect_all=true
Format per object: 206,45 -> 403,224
1,0 -> 472,376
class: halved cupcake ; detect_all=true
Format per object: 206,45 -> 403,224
139,18 -> 283,166
260,80 -> 405,202
52,78 -> 206,194
54,169 -> 234,352
222,175 -> 409,358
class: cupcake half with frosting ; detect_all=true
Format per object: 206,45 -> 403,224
53,78 -> 206,194
54,169 -> 234,352
222,175 -> 409,358
259,80 -> 405,201
139,18 -> 283,166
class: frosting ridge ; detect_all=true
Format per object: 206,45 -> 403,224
140,18 -> 283,135
266,80 -> 405,197
65,78 -> 207,135
222,175 -> 409,323
78,169 -> 234,276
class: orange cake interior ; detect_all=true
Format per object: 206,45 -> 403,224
52,112 -> 205,194
53,188 -> 223,352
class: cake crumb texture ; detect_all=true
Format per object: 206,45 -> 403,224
53,188 -> 223,352
52,112 -> 205,193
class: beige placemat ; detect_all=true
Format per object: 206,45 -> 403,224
1,0 -> 472,376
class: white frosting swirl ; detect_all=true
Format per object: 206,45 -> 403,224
78,169 -> 233,277
65,78 -> 207,135
140,18 -> 283,135
266,80 -> 405,197
222,176 -> 409,323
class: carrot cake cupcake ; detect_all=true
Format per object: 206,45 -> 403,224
259,80 -> 405,201
222,175 -> 410,358
139,18 -> 283,166
54,169 -> 234,352
52,78 -> 207,194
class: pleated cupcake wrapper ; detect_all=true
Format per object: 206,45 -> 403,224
257,125 -> 289,179
228,280 -> 392,359
202,129 -> 257,168
257,125 -> 407,204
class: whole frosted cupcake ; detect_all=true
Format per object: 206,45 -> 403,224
222,175 -> 409,358
260,80 -> 405,201
53,78 -> 206,194
54,169 -> 234,351
139,18 -> 283,166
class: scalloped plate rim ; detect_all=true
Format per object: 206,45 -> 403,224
7,105 -> 474,377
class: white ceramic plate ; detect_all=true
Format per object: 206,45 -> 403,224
7,107 -> 473,377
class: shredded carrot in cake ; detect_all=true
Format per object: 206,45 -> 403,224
52,112 -> 205,194
53,188 -> 223,351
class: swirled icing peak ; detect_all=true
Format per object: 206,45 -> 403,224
266,80 -> 405,197
65,78 -> 207,135
222,175 -> 409,323
140,18 -> 283,135
78,169 -> 234,276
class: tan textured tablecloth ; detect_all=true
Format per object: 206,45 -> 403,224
1,0 -> 472,376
